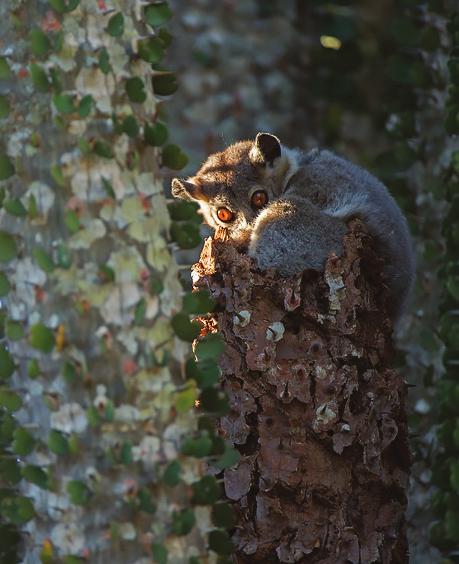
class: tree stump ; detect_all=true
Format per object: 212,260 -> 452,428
192,220 -> 411,564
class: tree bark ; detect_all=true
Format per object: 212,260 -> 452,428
193,220 -> 411,563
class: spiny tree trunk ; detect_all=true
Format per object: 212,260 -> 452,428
0,2 -> 214,563
193,221 -> 411,563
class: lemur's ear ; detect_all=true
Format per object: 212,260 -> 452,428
250,133 -> 281,166
171,178 -> 207,201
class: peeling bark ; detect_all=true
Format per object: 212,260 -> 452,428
193,220 -> 411,564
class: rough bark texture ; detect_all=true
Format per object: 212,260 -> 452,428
192,220 -> 411,564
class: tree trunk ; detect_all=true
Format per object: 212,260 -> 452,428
193,220 -> 411,563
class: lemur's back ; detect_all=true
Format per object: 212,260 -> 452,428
288,149 -> 416,315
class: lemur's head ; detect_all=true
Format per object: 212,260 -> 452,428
171,133 -> 298,242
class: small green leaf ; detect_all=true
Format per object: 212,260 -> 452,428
163,460 -> 181,487
158,28 -> 173,48
12,427 -> 36,455
191,475 -> 220,505
150,273 -> 164,295
57,244 -> 72,269
137,488 -> 156,514
0,231 -> 17,263
0,96 -> 10,119
0,272 -> 11,297
106,12 -> 124,37
30,63 -> 50,92
4,199 -> 26,217
49,0 -> 80,13
0,57 -> 12,79
28,194 -> 39,219
93,140 -> 114,159
144,122 -> 168,146
32,247 -> 55,273
0,390 -> 23,412
195,334 -> 225,362
30,323 -> 54,353
78,95 -> 93,118
199,388 -> 229,415
121,442 -> 133,465
168,200 -> 200,221
0,345 -> 15,380
170,222 -> 201,249
125,77 -> 147,103
22,465 -> 49,489
134,298 -> 146,325
145,2 -> 172,27
212,503 -> 236,528
0,155 -> 15,181
171,313 -> 201,342
152,73 -> 178,96
186,358 -> 220,389
175,383 -> 198,414
138,37 -> 164,64
183,290 -> 215,314
67,480 -> 90,505
27,359 -> 40,379
48,429 -> 70,455
64,210 -> 80,233
0,496 -> 35,525
181,434 -> 213,458
215,445 -> 240,470
53,94 -> 75,115
208,530 -> 234,555
51,164 -> 65,187
98,47 -> 110,74
122,115 -> 139,138
162,144 -> 188,170
171,508 -> 196,536
29,29 -> 51,57
152,543 -> 168,564
6,320 -> 24,341
0,457 -> 21,485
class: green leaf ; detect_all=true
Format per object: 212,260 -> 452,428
28,194 -> 39,219
57,244 -> 72,269
199,388 -> 229,415
171,508 -> 196,536
29,29 -> 51,57
0,345 -> 15,380
0,155 -> 15,181
158,28 -> 173,48
183,290 -> 215,314
152,73 -> 178,96
171,313 -> 201,342
162,144 -> 188,170
138,37 -> 164,64
0,496 -> 35,525
208,530 -> 234,555
0,272 -> 11,297
30,63 -> 50,92
106,12 -> 124,37
212,503 -> 236,528
32,247 -> 55,273
175,383 -> 198,414
122,115 -> 139,138
93,140 -> 114,159
150,273 -> 164,295
0,231 -> 17,263
48,430 -> 69,455
170,222 -> 201,249
0,96 -> 10,119
163,460 -> 181,487
137,488 -> 156,514
4,199 -> 26,217
99,47 -> 110,74
121,442 -> 133,465
134,298 -> 146,325
0,457 -> 21,485
152,543 -> 168,564
191,475 -> 220,505
78,95 -> 93,118
49,0 -> 80,13
145,2 -> 173,27
22,465 -> 49,489
53,94 -> 75,115
27,359 -> 40,379
144,122 -> 168,146
195,334 -> 225,362
12,427 -> 36,455
30,323 -> 54,353
6,320 -> 24,341
64,210 -> 81,233
0,57 -> 12,79
51,164 -> 65,187
168,200 -> 200,222
447,276 -> 459,302
67,480 -> 90,505
215,445 -> 240,470
181,434 -> 213,458
186,358 -> 220,389
125,77 -> 147,104
0,390 -> 23,412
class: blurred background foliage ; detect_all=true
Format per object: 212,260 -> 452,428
165,0 -> 458,562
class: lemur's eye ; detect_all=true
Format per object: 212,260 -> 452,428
251,190 -> 269,210
217,207 -> 234,223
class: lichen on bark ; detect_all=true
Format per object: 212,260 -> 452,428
193,220 -> 411,563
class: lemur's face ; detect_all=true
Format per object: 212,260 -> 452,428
171,133 -> 291,243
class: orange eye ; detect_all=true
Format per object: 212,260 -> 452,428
251,190 -> 268,210
217,207 -> 234,223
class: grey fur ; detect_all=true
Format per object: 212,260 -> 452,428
171,134 -> 415,318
